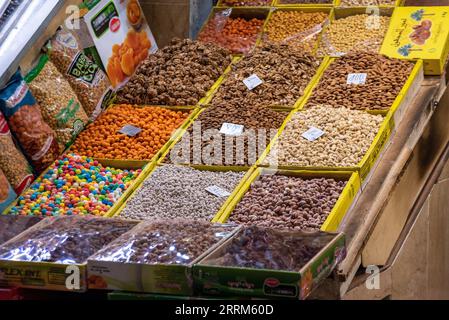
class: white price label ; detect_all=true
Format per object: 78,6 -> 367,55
118,124 -> 142,137
302,127 -> 325,141
206,185 -> 231,198
220,123 -> 244,136
243,74 -> 263,90
347,73 -> 367,85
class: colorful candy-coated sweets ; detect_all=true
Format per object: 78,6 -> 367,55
8,154 -> 141,217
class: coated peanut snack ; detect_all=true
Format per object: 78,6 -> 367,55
198,13 -> 264,54
91,219 -> 237,265
119,165 -> 245,221
26,55 -> 89,151
307,52 -> 415,111
202,226 -> 334,271
116,38 -> 231,106
266,105 -> 384,167
211,44 -> 320,108
340,0 -> 395,6
0,216 -> 138,264
166,103 -> 287,166
220,0 -> 272,5
71,105 -> 191,160
319,14 -> 390,55
229,174 -> 346,231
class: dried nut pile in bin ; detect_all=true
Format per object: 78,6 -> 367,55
211,44 -> 320,107
7,154 -> 141,217
229,175 -> 346,230
278,0 -> 333,4
119,165 -> 245,221
202,226 -> 331,271
265,105 -> 384,167
166,103 -> 287,166
198,13 -> 265,54
339,0 -> 396,5
115,39 -> 231,106
319,14 -> 390,55
71,104 -> 191,160
0,216 -> 138,264
91,219 -> 237,265
220,0 -> 272,6
264,10 -> 328,53
307,52 -> 415,111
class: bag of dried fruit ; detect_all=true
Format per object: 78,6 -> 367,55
48,27 -> 114,120
0,167 -> 17,213
25,55 -> 89,152
0,70 -> 60,173
0,113 -> 34,194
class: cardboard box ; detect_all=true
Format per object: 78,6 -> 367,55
193,227 -> 346,299
84,0 -> 158,88
87,222 -> 241,295
381,6 -> 449,75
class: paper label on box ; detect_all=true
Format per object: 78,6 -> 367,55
220,123 -> 244,136
302,127 -> 325,141
243,74 -> 263,90
206,185 -> 231,197
119,124 -> 141,136
347,73 -> 367,85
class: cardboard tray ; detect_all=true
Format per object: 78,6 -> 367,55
193,228 -> 346,299
87,224 -> 242,295
217,167 -> 361,232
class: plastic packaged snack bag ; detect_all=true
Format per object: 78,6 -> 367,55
0,70 -> 60,173
0,113 -> 34,194
25,55 -> 89,151
48,27 -> 113,120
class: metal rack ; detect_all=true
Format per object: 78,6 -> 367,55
0,0 -> 64,88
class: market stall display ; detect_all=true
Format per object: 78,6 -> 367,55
70,104 -> 192,162
88,219 -> 239,294
193,226 -> 346,299
26,55 -> 89,151
0,215 -> 138,291
5,154 -> 142,217
115,39 -> 232,106
117,165 -> 247,221
198,8 -> 266,54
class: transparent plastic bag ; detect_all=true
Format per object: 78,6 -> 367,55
0,70 -> 60,173
0,215 -> 138,264
49,27 -> 112,120
91,219 -> 238,265
0,214 -> 42,244
201,225 -> 336,271
198,8 -> 264,54
25,55 -> 89,151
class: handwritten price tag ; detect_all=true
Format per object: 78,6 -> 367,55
206,185 -> 231,198
302,127 -> 325,141
243,74 -> 263,90
118,124 -> 142,137
220,123 -> 244,136
347,73 -> 367,85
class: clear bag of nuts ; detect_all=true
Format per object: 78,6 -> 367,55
48,27 -> 113,120
0,113 -> 34,194
91,219 -> 239,265
0,215 -> 139,264
25,55 -> 89,151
